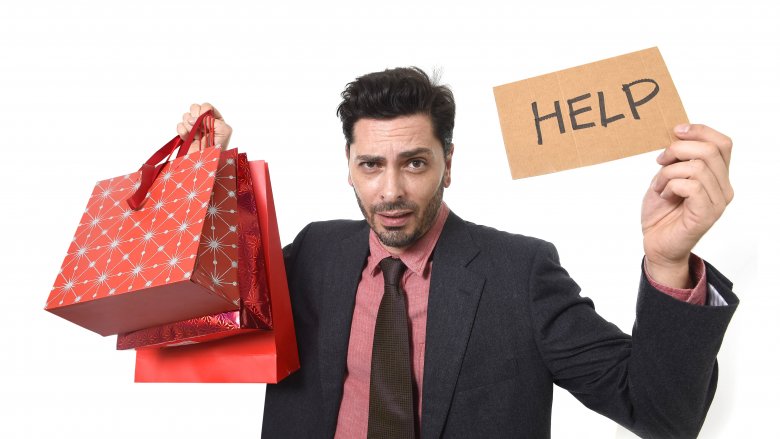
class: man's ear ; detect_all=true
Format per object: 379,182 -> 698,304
443,144 -> 454,188
346,143 -> 353,187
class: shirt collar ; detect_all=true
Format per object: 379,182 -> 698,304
367,202 -> 450,277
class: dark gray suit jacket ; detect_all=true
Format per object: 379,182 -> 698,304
262,213 -> 738,438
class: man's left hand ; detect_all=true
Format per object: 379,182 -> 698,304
641,123 -> 734,288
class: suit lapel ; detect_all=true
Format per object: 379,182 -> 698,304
421,214 -> 485,439
318,223 -> 370,435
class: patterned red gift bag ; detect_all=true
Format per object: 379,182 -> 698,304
45,111 -> 244,336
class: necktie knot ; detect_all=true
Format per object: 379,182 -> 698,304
379,257 -> 406,288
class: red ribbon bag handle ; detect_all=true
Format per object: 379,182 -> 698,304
126,111 -> 216,210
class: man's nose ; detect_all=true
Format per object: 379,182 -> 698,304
380,168 -> 405,201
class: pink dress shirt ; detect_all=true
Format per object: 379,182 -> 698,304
334,203 -> 707,438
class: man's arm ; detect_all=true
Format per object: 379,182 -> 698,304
532,123 -> 737,437
528,241 -> 738,439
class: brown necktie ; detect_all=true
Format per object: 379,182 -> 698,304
367,257 -> 416,439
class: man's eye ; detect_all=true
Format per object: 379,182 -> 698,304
409,159 -> 426,169
360,161 -> 378,169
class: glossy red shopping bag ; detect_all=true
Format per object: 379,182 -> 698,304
134,160 -> 300,383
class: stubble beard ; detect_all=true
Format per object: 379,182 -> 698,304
354,178 -> 445,250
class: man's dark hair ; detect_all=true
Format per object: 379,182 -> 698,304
337,67 -> 455,155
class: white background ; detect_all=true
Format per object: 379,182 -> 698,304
1,0 -> 777,437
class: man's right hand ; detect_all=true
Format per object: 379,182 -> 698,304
177,103 -> 232,154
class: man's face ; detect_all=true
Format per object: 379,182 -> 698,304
347,114 -> 453,255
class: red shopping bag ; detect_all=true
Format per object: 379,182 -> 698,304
134,160 -> 300,383
45,111 -> 244,336
117,152 -> 273,350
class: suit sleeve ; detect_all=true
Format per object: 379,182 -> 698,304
263,223 -> 316,439
281,222 -> 313,282
527,241 -> 738,439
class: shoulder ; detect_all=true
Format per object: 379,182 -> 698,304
284,219 -> 367,260
295,219 -> 367,243
454,215 -> 554,259
435,213 -> 561,286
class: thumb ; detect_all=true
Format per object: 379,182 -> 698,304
673,123 -> 691,138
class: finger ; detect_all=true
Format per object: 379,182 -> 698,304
198,102 -> 223,119
176,122 -> 189,140
179,111 -> 200,144
659,178 -> 714,216
189,103 -> 202,120
656,140 -> 734,203
184,124 -> 202,144
672,123 -> 733,166
187,103 -> 220,130
659,178 -> 724,231
200,102 -> 224,121
652,159 -> 724,208
181,112 -> 194,130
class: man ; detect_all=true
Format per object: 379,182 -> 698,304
177,67 -> 738,438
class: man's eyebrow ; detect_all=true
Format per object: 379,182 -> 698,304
398,147 -> 433,159
355,154 -> 385,162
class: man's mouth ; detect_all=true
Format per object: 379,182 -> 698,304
376,210 -> 413,227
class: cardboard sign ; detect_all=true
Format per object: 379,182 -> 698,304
493,47 -> 688,179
